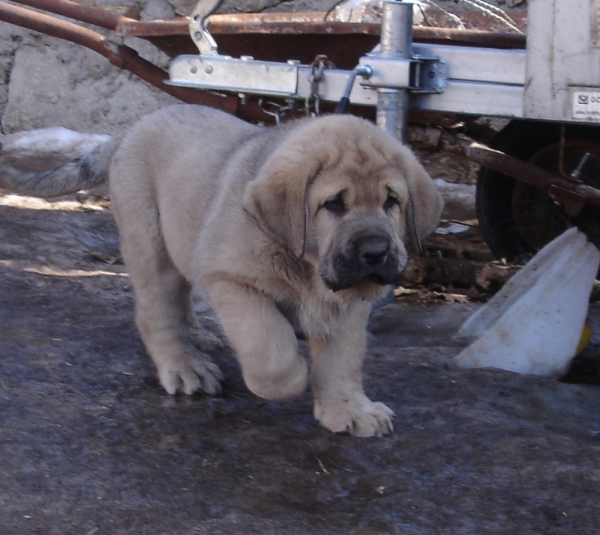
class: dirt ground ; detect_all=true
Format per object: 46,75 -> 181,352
1,189 -> 600,535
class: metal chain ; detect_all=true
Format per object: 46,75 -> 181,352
306,55 -> 336,116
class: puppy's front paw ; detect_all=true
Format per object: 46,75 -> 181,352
157,353 -> 224,396
314,395 -> 394,437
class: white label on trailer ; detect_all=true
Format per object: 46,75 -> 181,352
572,91 -> 600,121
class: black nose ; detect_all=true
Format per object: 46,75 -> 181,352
356,235 -> 390,265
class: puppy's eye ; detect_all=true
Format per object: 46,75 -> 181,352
383,195 -> 398,213
323,196 -> 346,216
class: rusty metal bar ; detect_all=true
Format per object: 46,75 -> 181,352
8,0 -> 526,50
9,0 -> 526,48
116,19 -> 189,37
10,0 -> 133,31
115,13 -> 526,49
465,141 -> 600,214
8,0 -> 526,48
0,1 -> 238,111
202,10 -> 526,38
0,2 -> 118,59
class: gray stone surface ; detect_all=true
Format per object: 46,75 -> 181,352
0,0 -> 181,135
1,191 -> 599,535
0,0 -> 313,135
1,36 -> 178,135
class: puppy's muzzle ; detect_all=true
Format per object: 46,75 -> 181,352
322,231 -> 405,291
356,235 -> 390,266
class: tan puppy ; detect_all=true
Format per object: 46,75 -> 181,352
3,105 -> 443,437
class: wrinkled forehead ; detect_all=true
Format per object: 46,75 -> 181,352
310,166 -> 409,206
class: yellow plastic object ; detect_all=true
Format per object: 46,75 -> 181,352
576,325 -> 593,356
451,228 -> 600,377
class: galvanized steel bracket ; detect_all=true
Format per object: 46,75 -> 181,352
168,52 -> 447,102
168,55 -> 300,96
357,53 -> 447,94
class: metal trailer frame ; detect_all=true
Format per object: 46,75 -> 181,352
166,0 -> 600,219
169,0 -> 600,128
0,0 -> 528,124
169,2 -> 529,128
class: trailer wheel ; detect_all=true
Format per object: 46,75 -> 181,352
476,120 -> 600,261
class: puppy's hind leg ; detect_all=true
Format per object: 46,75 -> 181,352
117,213 -> 223,396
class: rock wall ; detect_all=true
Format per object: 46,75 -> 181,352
0,1 -> 187,135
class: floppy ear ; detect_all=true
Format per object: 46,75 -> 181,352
243,146 -> 322,259
396,146 -> 444,244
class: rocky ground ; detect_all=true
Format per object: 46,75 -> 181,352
1,188 -> 600,535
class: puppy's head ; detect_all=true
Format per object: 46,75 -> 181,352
243,115 -> 443,294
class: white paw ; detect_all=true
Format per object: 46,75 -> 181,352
157,353 -> 224,396
314,395 -> 394,437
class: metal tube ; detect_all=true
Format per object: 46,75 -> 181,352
116,14 -> 526,49
380,1 -> 413,57
376,1 -> 413,141
11,0 -> 132,31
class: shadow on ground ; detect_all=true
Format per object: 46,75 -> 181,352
1,194 -> 599,535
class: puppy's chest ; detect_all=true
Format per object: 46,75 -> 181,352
257,249 -> 345,339
276,293 -> 345,340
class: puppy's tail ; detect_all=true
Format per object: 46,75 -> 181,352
0,136 -> 120,198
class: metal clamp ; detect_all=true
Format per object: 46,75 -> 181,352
358,50 -> 446,94
411,54 -> 447,94
189,0 -> 221,55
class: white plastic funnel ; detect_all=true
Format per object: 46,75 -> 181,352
451,228 -> 600,377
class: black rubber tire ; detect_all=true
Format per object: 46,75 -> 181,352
476,120 -> 600,261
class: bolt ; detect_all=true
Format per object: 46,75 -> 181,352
204,64 -> 214,74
